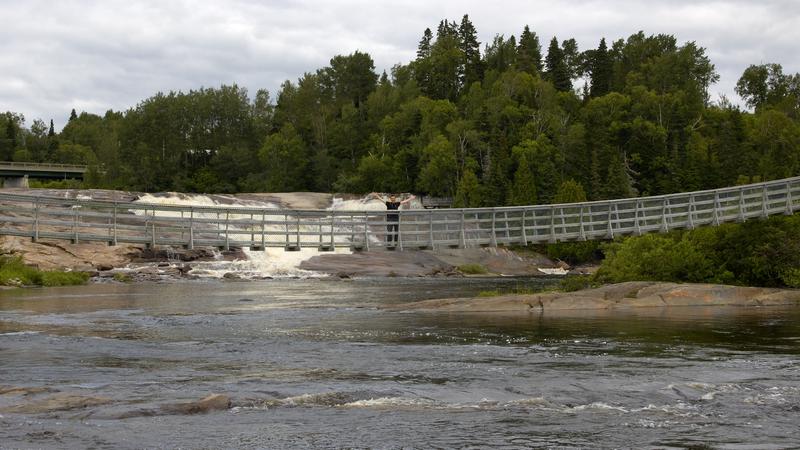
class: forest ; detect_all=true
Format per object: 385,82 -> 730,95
2,15 -> 800,208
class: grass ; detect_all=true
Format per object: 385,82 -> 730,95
112,272 -> 133,283
476,275 -> 595,298
457,263 -> 489,275
0,255 -> 90,287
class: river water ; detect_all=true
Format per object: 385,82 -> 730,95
1,278 -> 799,449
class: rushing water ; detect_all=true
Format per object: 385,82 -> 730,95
1,278 -> 799,449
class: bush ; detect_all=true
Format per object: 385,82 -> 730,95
458,263 -> 489,275
40,271 -> 90,287
542,241 -> 603,265
0,255 -> 90,287
594,234 -> 732,284
113,272 -> 133,283
0,256 -> 43,285
559,275 -> 595,292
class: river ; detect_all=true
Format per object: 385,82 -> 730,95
1,278 -> 799,449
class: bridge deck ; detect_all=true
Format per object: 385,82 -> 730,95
0,176 -> 798,250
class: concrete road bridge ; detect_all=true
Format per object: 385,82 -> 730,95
0,176 -> 798,251
0,162 -> 88,187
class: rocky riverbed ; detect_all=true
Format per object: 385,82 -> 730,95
391,281 -> 800,313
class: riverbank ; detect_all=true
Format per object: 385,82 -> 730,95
390,281 -> 800,313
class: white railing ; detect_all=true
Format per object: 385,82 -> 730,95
0,176 -> 798,251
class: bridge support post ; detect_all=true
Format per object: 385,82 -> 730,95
260,213 -> 266,250
761,185 -> 769,218
660,199 -> 669,233
634,200 -> 642,236
548,207 -> 556,243
428,210 -> 434,249
606,203 -> 615,239
490,211 -> 497,247
520,209 -> 528,245
785,181 -> 793,215
738,188 -> 746,223
188,209 -> 194,250
32,200 -> 39,242
71,206 -> 79,244
712,192 -> 722,226
578,206 -> 586,241
687,195 -> 695,229
112,204 -> 118,246
459,212 -> 466,248
397,213 -> 403,251
224,211 -> 230,251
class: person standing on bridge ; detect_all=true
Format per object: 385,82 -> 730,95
370,193 -> 416,246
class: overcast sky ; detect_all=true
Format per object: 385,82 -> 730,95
2,0 -> 798,130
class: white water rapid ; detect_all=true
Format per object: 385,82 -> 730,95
131,193 -> 395,279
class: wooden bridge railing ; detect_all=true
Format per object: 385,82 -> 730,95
0,176 -> 798,251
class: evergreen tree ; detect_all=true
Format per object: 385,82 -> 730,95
69,109 -> 78,122
416,28 -> 433,60
48,119 -> 55,137
589,38 -> 612,97
508,153 -> 537,205
545,37 -> 572,92
453,168 -> 482,207
553,179 -> 588,203
517,25 -> 543,75
458,14 -> 483,87
602,151 -> 635,199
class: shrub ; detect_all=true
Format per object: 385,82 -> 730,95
594,233 -> 732,284
0,255 -> 90,287
458,263 -> 489,275
40,271 -> 90,287
559,275 -> 595,292
113,272 -> 133,283
0,256 -> 43,286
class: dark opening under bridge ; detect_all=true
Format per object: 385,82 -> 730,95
0,176 -> 798,251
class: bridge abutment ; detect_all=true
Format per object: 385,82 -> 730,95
2,175 -> 29,188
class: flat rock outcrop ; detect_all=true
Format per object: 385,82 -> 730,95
391,282 -> 800,313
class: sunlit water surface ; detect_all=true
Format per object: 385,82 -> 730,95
1,278 -> 799,449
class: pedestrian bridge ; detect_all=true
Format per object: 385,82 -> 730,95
0,176 -> 797,251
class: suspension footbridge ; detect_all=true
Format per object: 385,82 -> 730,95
0,176 -> 797,251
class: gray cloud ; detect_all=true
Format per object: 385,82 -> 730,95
1,0 -> 798,129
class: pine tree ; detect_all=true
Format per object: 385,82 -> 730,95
416,28 -> 433,60
602,151 -> 635,199
545,37 -> 572,92
458,14 -> 483,87
454,168 -> 483,207
517,25 -> 543,75
508,153 -> 537,206
69,109 -> 78,121
48,119 -> 55,137
590,38 -> 612,97
553,179 -> 588,203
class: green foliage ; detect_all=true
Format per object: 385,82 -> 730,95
553,179 -> 587,203
113,272 -> 133,283
453,168 -> 482,207
508,152 -> 537,205
544,241 -> 602,265
559,275 -> 595,292
594,234 -> 729,284
1,21 -> 798,204
458,263 -> 489,274
39,271 -> 90,287
29,179 -> 84,189
0,256 -> 89,287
